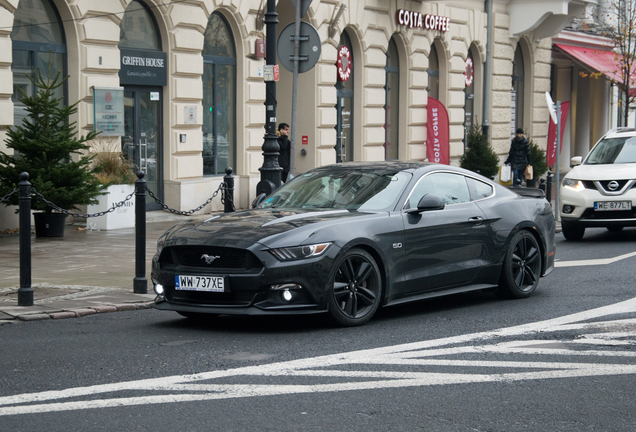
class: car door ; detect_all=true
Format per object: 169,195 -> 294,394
401,171 -> 491,294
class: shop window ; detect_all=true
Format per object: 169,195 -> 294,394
11,0 -> 66,127
428,44 -> 440,100
202,13 -> 236,175
119,0 -> 161,50
512,46 -> 525,134
385,37 -> 399,160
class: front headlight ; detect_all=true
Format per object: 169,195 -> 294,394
562,178 -> 585,191
269,243 -> 331,261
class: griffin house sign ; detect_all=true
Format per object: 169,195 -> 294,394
396,9 -> 450,32
119,48 -> 167,86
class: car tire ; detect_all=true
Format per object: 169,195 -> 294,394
496,230 -> 542,299
561,222 -> 585,241
177,311 -> 218,320
607,226 -> 624,232
327,248 -> 382,327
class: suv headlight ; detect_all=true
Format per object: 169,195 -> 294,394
562,178 -> 585,191
269,243 -> 331,261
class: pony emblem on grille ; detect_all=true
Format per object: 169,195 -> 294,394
201,254 -> 221,264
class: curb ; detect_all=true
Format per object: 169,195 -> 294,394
1,302 -> 154,324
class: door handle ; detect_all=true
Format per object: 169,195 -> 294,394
468,216 -> 484,224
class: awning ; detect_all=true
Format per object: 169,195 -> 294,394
554,43 -> 623,83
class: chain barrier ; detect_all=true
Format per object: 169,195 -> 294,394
224,186 -> 236,211
145,183 -> 228,216
0,188 -> 18,205
30,188 -> 135,219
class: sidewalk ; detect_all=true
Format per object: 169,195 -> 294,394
0,211 -> 213,324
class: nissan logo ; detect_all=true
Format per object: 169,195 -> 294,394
608,181 -> 620,191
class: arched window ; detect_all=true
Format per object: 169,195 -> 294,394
202,13 -> 237,175
512,46 -> 525,134
385,37 -> 399,160
119,0 -> 161,50
428,44 -> 440,100
11,0 -> 66,127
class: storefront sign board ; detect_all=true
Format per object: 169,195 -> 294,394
93,86 -> 124,136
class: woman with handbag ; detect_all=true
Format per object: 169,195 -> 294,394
505,128 -> 531,186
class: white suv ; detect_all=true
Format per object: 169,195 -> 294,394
560,127 -> 636,240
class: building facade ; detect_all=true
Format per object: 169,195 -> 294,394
0,0 -> 594,229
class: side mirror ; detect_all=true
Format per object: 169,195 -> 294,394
407,194 -> 445,214
251,193 -> 267,208
570,156 -> 582,167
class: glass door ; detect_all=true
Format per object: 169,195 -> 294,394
123,86 -> 162,210
335,93 -> 353,162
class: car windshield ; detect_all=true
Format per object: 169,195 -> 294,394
260,169 -> 412,211
585,136 -> 636,164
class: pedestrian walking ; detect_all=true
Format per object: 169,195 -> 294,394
505,128 -> 531,186
277,123 -> 291,182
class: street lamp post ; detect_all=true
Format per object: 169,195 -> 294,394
257,0 -> 282,196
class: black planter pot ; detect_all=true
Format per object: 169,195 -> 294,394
33,213 -> 67,237
526,178 -> 538,188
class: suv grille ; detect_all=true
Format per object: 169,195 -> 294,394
160,246 -> 263,271
581,208 -> 636,220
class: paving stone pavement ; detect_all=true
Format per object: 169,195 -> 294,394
0,211 -> 213,324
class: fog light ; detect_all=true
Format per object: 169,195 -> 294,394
154,283 -> 164,296
271,283 -> 303,290
562,205 -> 574,214
282,289 -> 293,301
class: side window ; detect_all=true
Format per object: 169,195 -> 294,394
467,177 -> 494,200
406,173 -> 471,208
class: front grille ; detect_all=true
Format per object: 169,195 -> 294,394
166,289 -> 256,306
160,246 -> 263,271
580,208 -> 636,220
582,181 -> 596,190
598,180 -> 629,193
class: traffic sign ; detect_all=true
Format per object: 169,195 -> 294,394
277,21 -> 321,73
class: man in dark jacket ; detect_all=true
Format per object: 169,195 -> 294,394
505,128 -> 531,186
277,123 -> 291,182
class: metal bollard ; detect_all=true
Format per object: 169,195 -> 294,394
539,178 -> 546,195
224,167 -> 235,213
546,170 -> 553,204
18,172 -> 33,306
133,171 -> 147,294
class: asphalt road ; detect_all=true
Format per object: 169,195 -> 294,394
1,227 -> 636,431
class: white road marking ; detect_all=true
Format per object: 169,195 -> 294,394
1,297 -> 636,416
555,250 -> 636,267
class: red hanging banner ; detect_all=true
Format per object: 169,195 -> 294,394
546,101 -> 570,167
426,97 -> 450,165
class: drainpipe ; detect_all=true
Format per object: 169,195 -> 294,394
482,0 -> 493,140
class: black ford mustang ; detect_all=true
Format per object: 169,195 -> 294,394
151,162 -> 555,326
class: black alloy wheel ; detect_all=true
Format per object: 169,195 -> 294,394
497,230 -> 542,299
328,248 -> 382,326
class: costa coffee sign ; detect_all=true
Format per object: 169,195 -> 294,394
396,9 -> 450,32
337,45 -> 352,81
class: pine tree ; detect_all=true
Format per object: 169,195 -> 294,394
459,125 -> 499,179
0,65 -> 104,213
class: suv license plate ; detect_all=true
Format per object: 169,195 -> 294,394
594,201 -> 632,211
175,275 -> 224,292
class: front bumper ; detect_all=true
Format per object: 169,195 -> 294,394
151,244 -> 339,316
560,185 -> 636,227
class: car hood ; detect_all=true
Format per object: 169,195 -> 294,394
161,208 -> 370,248
565,163 -> 636,180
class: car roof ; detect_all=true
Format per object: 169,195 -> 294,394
602,127 -> 636,139
314,161 -> 433,173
